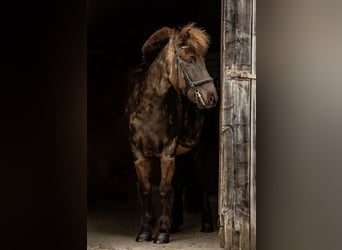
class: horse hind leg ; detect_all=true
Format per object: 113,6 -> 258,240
170,171 -> 184,233
154,154 -> 175,244
200,186 -> 214,232
134,157 -> 156,242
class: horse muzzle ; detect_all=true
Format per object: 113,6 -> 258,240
188,87 -> 218,109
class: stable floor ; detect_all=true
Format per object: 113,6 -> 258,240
87,188 -> 221,250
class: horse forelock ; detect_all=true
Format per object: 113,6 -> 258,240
177,23 -> 210,56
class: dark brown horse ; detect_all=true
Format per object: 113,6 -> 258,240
125,23 -> 218,244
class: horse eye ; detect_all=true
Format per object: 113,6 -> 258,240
185,57 -> 195,64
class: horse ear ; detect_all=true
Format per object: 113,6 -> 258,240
142,27 -> 173,64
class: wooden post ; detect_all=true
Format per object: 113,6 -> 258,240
218,0 -> 256,249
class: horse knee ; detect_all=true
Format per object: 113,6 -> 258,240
134,159 -> 151,191
139,182 -> 151,197
159,184 -> 172,197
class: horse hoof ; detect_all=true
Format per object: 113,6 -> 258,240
153,229 -> 170,244
136,231 -> 153,242
200,222 -> 214,233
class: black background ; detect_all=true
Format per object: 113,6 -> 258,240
1,0 -> 342,249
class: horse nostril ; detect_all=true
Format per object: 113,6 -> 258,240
208,94 -> 216,105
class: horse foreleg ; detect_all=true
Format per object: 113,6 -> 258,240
154,154 -> 175,244
134,158 -> 155,242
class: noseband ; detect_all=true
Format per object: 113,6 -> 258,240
173,34 -> 213,102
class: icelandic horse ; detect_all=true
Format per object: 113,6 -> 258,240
125,23 -> 218,243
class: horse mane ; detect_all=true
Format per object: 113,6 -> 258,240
142,26 -> 173,65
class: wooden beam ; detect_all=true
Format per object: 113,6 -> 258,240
219,0 -> 256,249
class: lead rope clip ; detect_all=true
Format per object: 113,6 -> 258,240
195,89 -> 206,107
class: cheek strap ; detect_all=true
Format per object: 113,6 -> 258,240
173,33 -> 213,96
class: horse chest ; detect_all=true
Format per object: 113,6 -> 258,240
177,106 -> 204,154
128,96 -> 203,158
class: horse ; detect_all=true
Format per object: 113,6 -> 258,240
125,23 -> 218,244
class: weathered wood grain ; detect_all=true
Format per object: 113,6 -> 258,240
250,0 -> 256,248
219,0 -> 256,249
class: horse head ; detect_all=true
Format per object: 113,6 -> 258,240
142,23 -> 218,109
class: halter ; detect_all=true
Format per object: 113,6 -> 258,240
173,34 -> 213,102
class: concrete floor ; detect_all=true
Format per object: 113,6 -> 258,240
87,187 -> 222,250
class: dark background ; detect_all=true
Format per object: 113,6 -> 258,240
1,0 -> 342,250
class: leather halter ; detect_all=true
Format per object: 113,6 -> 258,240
173,34 -> 213,98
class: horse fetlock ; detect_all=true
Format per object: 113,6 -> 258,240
142,212 -> 155,225
158,214 -> 172,230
